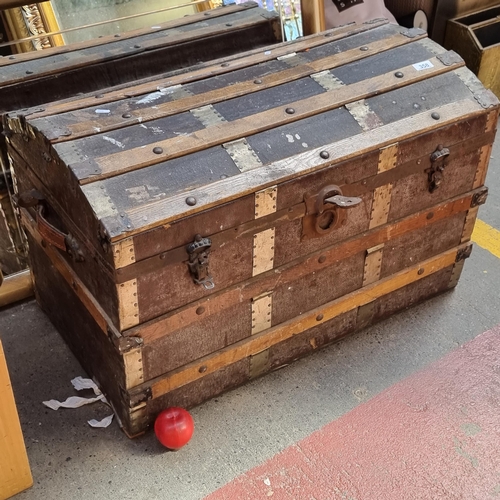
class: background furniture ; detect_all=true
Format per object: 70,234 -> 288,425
0,337 -> 33,500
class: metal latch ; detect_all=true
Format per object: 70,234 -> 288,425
427,145 -> 450,193
303,185 -> 362,239
186,234 -> 214,290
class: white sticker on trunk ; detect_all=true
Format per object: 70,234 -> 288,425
413,60 -> 434,71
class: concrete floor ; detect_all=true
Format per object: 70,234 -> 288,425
1,139 -> 499,500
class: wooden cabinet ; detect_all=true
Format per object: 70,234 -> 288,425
445,5 -> 500,98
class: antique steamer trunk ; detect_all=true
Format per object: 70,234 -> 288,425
4,20 -> 499,436
0,1 -> 281,274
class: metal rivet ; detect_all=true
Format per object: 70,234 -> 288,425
324,33 -> 332,37
199,365 -> 207,373
316,314 -> 324,321
127,224 -> 131,229
153,147 -> 163,154
254,79 -> 262,84
26,70 -> 33,75
186,196 -> 197,206
318,255 -> 327,264
160,254 -> 166,260
395,71 -> 404,78
196,306 -> 205,315
226,23 -> 232,26
418,268 -> 425,275
120,213 -> 125,217
114,34 -> 121,37
9,56 -> 15,60
122,113 -> 131,118
285,107 -> 295,115
95,94 -> 103,99
221,63 -> 229,67
427,212 -> 434,220
204,12 -> 210,15
320,151 -> 330,159
431,112 -> 440,120
360,46 -> 369,51
134,44 -> 141,49
220,174 -> 228,179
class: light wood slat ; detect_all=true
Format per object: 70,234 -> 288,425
117,280 -> 140,330
0,12 -> 271,87
123,348 -> 144,390
0,2 -> 259,69
363,244 -> 384,286
29,20 -> 390,119
54,33 -> 420,141
103,99 -> 481,241
79,54 -> 463,185
144,245 -> 465,399
132,190 -> 478,345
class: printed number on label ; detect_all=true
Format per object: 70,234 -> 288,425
413,60 -> 434,71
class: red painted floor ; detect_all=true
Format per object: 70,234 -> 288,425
207,324 -> 500,500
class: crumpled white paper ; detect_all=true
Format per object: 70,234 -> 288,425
88,414 -> 114,428
43,376 -> 114,428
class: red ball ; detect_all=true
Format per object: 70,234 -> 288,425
154,407 -> 194,450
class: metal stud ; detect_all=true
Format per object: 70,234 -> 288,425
199,365 -> 207,373
196,306 -> 205,315
226,23 -> 232,26
134,45 -> 141,49
318,255 -> 327,264
221,63 -> 229,67
316,314 -> 324,321
320,151 -> 330,160
426,212 -> 434,220
418,268 -> 425,275
360,46 -> 369,51
186,196 -> 197,206
26,70 -> 33,75
114,34 -> 121,38
395,71 -> 404,78
153,147 -> 163,154
9,56 -> 15,60
285,107 -> 295,115
254,79 -> 263,84
431,112 -> 441,120
122,113 -> 132,118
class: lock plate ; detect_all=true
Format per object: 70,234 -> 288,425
186,234 -> 214,290
426,145 -> 450,193
302,185 -> 362,240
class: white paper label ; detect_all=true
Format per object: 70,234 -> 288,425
413,60 -> 434,71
